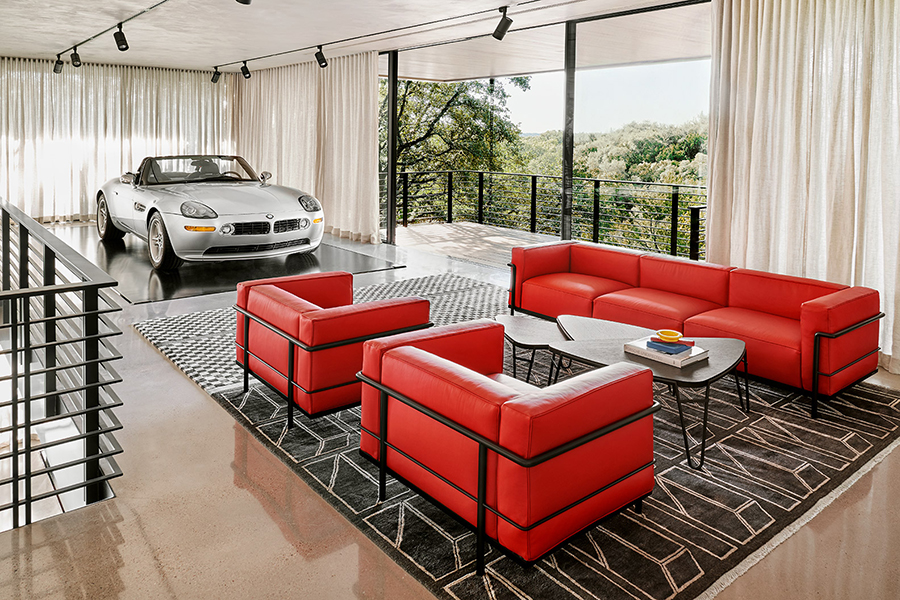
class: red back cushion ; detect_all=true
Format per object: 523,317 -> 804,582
570,244 -> 641,287
382,347 -> 513,442
639,255 -> 732,306
729,269 -> 847,320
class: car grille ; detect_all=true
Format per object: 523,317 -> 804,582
232,221 -> 270,235
203,238 -> 310,255
274,219 -> 300,234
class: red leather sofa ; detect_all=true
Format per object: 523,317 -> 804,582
509,241 -> 883,416
357,320 -> 659,572
235,271 -> 431,419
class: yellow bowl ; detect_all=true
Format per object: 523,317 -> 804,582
656,329 -> 683,343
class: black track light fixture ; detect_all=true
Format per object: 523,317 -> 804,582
241,61 -> 251,79
211,67 -> 221,84
493,6 -> 513,40
114,23 -> 129,51
53,54 -> 64,74
70,46 -> 82,67
236,0 -> 251,4
314,45 -> 328,68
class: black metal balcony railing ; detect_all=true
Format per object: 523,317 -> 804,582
0,200 -> 123,530
380,170 -> 707,259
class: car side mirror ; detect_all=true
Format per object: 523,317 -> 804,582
259,171 -> 272,185
120,172 -> 136,185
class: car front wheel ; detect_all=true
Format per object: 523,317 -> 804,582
147,212 -> 184,271
97,193 -> 125,241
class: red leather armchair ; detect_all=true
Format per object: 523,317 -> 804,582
235,271 -> 431,420
358,320 -> 659,573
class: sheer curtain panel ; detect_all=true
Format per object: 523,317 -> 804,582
0,57 -> 233,221
707,0 -> 900,372
234,51 -> 380,244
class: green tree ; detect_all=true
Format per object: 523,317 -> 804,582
379,77 -> 530,173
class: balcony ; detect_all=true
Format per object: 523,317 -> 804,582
380,170 -> 707,264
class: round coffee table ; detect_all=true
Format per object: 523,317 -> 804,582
553,315 -> 750,469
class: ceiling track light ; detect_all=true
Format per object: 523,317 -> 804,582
70,46 -> 82,67
241,61 -> 251,79
315,45 -> 328,68
211,67 -> 221,83
114,23 -> 129,51
493,6 -> 513,40
235,0 -> 251,4
53,54 -> 64,74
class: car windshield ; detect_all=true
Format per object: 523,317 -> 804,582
142,156 -> 258,185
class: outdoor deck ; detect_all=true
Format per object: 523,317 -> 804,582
394,222 -> 557,270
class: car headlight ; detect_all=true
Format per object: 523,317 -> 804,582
298,195 -> 321,212
180,201 -> 218,219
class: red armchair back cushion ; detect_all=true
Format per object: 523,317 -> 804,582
360,320 -> 505,459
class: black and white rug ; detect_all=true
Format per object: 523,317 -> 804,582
135,273 -> 900,600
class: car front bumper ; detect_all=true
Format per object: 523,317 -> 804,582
164,210 -> 325,261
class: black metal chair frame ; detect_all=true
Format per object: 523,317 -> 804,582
234,304 -> 432,424
508,262 -> 886,418
357,371 -> 660,575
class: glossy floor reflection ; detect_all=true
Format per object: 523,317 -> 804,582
47,223 -> 399,304
0,231 -> 898,599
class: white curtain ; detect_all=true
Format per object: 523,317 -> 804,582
707,0 -> 900,372
234,51 -> 380,244
0,57 -> 233,221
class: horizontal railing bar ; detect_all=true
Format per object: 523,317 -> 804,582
0,423 -> 122,460
0,353 -> 123,382
1,201 -> 117,287
0,395 -> 123,434
0,329 -> 122,356
0,439 -> 123,485
1,463 -> 123,508
0,306 -> 121,330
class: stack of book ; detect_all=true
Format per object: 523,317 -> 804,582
624,336 -> 709,367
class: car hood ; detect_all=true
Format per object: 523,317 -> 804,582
150,182 -> 305,215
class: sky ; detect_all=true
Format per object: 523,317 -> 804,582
504,59 -> 711,134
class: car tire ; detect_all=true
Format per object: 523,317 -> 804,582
97,193 -> 126,241
147,212 -> 184,271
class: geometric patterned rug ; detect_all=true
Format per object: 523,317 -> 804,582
134,273 -> 900,600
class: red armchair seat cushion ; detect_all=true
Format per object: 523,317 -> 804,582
522,273 -> 632,318
593,287 -> 723,332
686,307 -> 802,388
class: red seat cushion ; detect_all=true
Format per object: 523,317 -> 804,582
593,287 -> 722,331
522,273 -> 632,318
685,307 -> 802,388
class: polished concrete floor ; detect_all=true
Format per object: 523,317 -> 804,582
1,230 -> 899,599
48,223 -> 398,304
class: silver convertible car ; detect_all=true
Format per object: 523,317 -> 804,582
96,155 -> 325,270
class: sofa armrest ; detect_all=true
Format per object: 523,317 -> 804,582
298,297 -> 431,347
800,286 -> 882,392
499,362 -> 654,459
361,319 -> 505,382
237,271 -> 353,310
509,241 -> 575,310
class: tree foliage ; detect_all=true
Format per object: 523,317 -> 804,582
522,117 -> 708,185
379,77 -> 530,173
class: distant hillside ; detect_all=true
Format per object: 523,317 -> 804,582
522,117 -> 707,185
